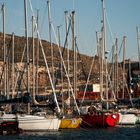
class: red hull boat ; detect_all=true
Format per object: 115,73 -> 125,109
0,121 -> 19,134
81,113 -> 120,128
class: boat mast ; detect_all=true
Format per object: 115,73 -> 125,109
100,0 -> 107,101
122,36 -> 126,99
136,26 -> 140,70
102,0 -> 108,103
72,11 -> 77,99
112,44 -> 115,96
32,15 -> 35,104
12,33 -> 15,98
24,0 -> 30,114
32,16 -> 39,105
102,0 -> 106,60
2,3 -> 7,98
99,37 -> 103,100
36,9 -> 39,96
57,25 -> 63,113
47,0 -> 54,85
96,31 -> 100,57
128,59 -> 132,93
65,11 -> 70,108
115,38 -> 118,99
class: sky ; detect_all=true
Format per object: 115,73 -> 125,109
0,0 -> 140,62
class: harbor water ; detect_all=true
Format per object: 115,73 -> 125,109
0,125 -> 140,140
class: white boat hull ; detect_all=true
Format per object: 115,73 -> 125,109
0,113 -> 16,122
17,115 -> 61,131
118,113 -> 138,125
0,112 -> 61,131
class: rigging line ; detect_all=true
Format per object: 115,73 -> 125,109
118,61 -> 134,107
80,55 -> 95,107
106,67 -> 117,101
29,0 -> 60,113
108,44 -> 117,82
12,36 -> 33,94
62,16 -> 72,56
105,10 -> 115,46
51,22 -> 80,115
75,40 -> 88,81
54,16 -> 72,86
29,0 -> 79,114
100,52 -> 117,101
14,44 -> 27,93
118,38 -> 124,57
75,37 -> 96,106
105,9 -> 116,62
38,35 -> 61,112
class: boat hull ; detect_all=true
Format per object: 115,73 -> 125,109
81,113 -> 120,127
0,113 -> 19,134
118,113 -> 138,125
60,117 -> 82,129
17,115 -> 61,131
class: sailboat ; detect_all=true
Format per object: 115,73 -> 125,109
57,10 -> 82,129
0,0 -> 61,132
80,0 -> 120,128
117,33 -> 139,125
16,0 -> 61,131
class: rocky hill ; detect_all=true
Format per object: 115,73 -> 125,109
0,32 -> 102,95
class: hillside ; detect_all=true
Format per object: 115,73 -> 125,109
0,32 -> 102,94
